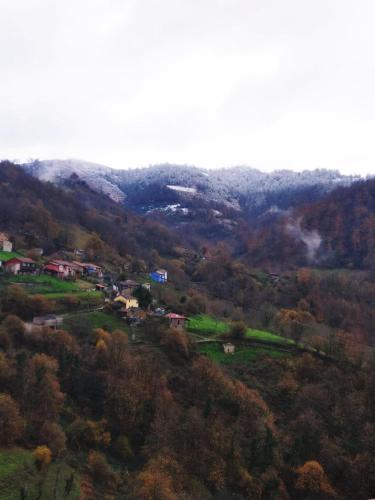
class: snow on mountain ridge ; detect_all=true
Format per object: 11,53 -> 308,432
21,159 -> 364,211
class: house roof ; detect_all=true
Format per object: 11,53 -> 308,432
6,257 -> 36,265
34,314 -> 62,321
50,259 -> 77,267
119,279 -> 139,287
33,314 -> 63,325
74,261 -> 102,269
165,313 -> 187,320
155,269 -> 168,274
114,295 -> 139,304
0,232 -> 10,242
44,264 -> 60,272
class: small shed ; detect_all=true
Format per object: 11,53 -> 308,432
223,343 -> 236,355
165,313 -> 187,331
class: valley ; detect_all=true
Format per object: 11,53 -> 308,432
0,160 -> 374,499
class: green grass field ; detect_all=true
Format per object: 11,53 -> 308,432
188,314 -> 293,345
198,342 -> 288,364
64,311 -> 127,332
0,275 -> 98,296
45,290 -> 103,300
245,328 -> 294,345
0,448 -> 33,500
188,314 -> 229,336
0,449 -> 80,499
0,275 -> 82,294
0,251 -> 22,263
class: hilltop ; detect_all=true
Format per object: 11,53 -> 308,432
22,159 -> 361,218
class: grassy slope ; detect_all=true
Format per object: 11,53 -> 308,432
0,275 -> 103,302
0,275 -> 81,293
188,314 -> 293,345
64,311 -> 128,332
0,251 -> 22,262
188,315 -> 229,335
45,290 -> 103,300
0,449 -> 80,500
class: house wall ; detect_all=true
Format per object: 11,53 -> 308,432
151,272 -> 167,283
7,262 -> 21,275
169,318 -> 185,330
223,344 -> 235,354
1,241 -> 13,252
125,298 -> 139,309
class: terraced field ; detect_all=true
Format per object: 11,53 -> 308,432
188,314 -> 293,345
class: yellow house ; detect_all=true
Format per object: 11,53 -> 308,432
114,295 -> 139,309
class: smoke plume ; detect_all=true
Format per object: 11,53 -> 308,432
286,217 -> 322,263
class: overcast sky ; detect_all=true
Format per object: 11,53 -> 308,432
1,0 -> 375,175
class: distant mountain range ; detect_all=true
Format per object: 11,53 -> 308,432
21,159 -> 363,218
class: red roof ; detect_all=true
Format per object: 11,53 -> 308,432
44,264 -> 60,272
165,313 -> 187,320
5,257 -> 36,265
50,259 -> 76,267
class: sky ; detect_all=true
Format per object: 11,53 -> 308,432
1,0 -> 375,175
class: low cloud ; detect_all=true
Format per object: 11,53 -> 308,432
286,217 -> 322,263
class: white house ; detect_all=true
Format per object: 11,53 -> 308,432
0,233 -> 13,252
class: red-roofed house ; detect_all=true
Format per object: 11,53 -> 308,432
165,313 -> 187,331
44,260 -> 78,279
4,257 -> 38,275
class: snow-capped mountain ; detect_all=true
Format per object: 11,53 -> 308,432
21,159 -> 363,217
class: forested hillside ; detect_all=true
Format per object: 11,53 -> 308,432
245,179 -> 375,269
0,162 -> 375,499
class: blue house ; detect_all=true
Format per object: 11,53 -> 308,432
150,268 -> 168,283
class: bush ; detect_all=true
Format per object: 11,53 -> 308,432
33,445 -> 52,470
230,321 -> 246,339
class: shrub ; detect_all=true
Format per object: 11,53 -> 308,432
33,445 -> 52,470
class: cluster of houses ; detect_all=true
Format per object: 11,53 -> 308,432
0,233 -> 235,354
43,259 -> 103,279
1,256 -> 104,278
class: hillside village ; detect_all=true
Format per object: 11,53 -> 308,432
0,232 -> 182,331
0,230 -> 302,359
